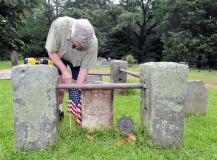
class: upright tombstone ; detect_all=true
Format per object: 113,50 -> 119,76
82,81 -> 114,129
86,75 -> 102,82
11,51 -> 19,67
110,60 -> 127,95
11,65 -> 58,150
185,80 -> 208,114
139,62 -> 188,147
101,60 -> 109,66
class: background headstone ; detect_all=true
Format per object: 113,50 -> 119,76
179,62 -> 189,66
86,75 -> 102,82
185,80 -> 208,114
11,51 -> 19,67
82,81 -> 113,129
11,65 -> 58,150
139,62 -> 188,147
101,60 -> 109,66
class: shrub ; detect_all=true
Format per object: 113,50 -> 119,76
126,54 -> 136,64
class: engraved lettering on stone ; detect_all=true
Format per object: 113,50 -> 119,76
83,90 -> 111,116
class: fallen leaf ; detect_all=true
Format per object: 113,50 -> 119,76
116,138 -> 127,146
86,133 -> 95,141
126,134 -> 136,142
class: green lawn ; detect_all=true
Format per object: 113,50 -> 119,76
0,61 -> 217,159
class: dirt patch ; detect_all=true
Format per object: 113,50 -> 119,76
204,83 -> 217,89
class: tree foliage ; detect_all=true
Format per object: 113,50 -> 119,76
160,0 -> 217,68
0,0 -> 42,60
0,0 -> 216,69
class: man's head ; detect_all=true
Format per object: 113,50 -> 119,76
70,19 -> 94,48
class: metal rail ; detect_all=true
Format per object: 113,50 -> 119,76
88,73 -> 110,76
88,69 -> 139,78
57,83 -> 146,89
119,69 -> 140,78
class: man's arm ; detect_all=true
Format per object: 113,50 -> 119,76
48,52 -> 72,84
76,68 -> 89,84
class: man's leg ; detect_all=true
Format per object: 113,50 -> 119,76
58,75 -> 65,120
55,59 -> 68,120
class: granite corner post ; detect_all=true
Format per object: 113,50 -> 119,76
139,62 -> 188,147
110,60 -> 127,95
11,64 -> 59,150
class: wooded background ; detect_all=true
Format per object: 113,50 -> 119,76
0,0 -> 217,69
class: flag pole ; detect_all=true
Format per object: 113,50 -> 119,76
70,114 -> 72,130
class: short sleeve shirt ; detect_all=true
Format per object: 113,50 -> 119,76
45,16 -> 98,68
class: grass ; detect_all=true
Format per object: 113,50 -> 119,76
0,61 -> 217,159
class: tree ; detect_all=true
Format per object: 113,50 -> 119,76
110,0 -> 162,62
160,0 -> 217,68
0,0 -> 42,60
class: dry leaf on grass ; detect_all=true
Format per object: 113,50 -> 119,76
116,138 -> 128,146
126,134 -> 136,142
86,133 -> 95,141
116,134 -> 136,146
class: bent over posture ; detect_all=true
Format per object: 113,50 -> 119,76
45,16 -> 98,120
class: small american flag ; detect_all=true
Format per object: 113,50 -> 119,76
68,89 -> 82,125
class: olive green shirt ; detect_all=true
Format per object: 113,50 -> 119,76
45,16 -> 98,68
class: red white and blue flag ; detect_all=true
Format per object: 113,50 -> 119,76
68,89 -> 82,125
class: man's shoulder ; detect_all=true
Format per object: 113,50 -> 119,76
52,16 -> 76,28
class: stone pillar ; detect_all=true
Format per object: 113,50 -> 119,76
82,81 -> 113,129
185,80 -> 208,114
139,62 -> 188,147
11,64 -> 58,150
11,51 -> 19,67
110,60 -> 127,94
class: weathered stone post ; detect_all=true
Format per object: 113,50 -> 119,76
139,62 -> 188,147
110,60 -> 127,94
82,81 -> 114,129
11,64 -> 58,150
11,51 -> 19,67
185,80 -> 208,114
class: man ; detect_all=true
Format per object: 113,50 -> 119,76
45,16 -> 98,120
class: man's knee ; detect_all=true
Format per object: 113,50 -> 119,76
58,89 -> 65,96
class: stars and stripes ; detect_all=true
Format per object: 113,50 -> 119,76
68,89 -> 82,125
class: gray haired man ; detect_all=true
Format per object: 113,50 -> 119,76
45,16 -> 98,120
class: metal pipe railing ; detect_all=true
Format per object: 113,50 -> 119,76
119,69 -> 140,78
57,83 -> 146,89
88,73 -> 110,76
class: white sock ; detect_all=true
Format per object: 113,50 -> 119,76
59,104 -> 63,112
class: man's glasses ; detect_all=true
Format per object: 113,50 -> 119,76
72,43 -> 77,49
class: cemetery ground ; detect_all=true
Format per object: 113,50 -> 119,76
0,61 -> 217,159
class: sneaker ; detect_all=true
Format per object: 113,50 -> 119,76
59,110 -> 64,121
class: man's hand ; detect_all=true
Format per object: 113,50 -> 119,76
48,51 -> 72,83
62,70 -> 72,83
